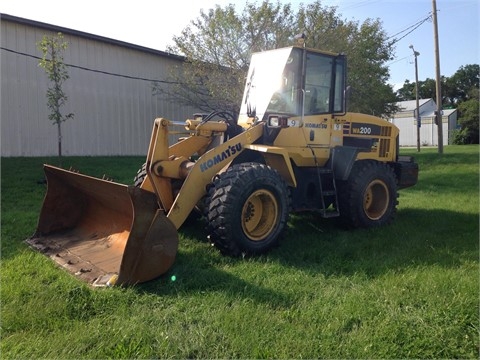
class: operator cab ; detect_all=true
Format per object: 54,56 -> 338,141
238,46 -> 347,127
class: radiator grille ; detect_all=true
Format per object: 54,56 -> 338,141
379,139 -> 390,157
380,126 -> 392,137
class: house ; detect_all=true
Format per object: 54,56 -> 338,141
1,14 -> 200,156
390,98 -> 457,146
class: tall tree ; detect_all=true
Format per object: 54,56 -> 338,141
445,64 -> 479,105
451,65 -> 480,144
295,3 -> 397,116
396,77 -> 442,103
397,64 -> 479,107
157,0 -> 397,118
454,99 -> 479,144
37,32 -> 74,159
396,79 -> 415,101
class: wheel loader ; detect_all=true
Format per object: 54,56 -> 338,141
27,45 -> 418,286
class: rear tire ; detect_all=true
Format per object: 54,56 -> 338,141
207,163 -> 290,256
338,160 -> 398,228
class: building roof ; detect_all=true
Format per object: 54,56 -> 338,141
421,108 -> 457,117
397,98 -> 433,112
0,13 -> 184,61
392,98 -> 457,118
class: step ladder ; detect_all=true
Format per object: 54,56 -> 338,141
307,146 -> 340,218
316,167 -> 340,218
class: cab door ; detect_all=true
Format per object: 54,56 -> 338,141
302,51 -> 346,146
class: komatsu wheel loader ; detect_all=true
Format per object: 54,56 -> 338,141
27,45 -> 418,286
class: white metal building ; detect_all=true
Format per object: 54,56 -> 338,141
390,98 -> 457,146
1,14 -> 200,156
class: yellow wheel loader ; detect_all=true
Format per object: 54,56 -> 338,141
27,46 -> 418,286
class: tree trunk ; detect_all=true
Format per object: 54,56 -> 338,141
57,121 -> 62,160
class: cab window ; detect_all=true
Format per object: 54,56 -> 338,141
304,52 -> 345,115
304,53 -> 333,115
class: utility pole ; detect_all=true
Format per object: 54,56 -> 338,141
410,45 -> 421,152
432,0 -> 443,153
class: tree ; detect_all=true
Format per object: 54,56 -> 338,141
154,2 -> 297,116
397,64 -> 479,107
451,65 -> 480,144
37,32 -> 74,159
453,99 -> 479,144
396,79 -> 415,101
445,64 -> 479,105
158,0 -> 397,118
396,77 -> 441,103
418,78 -> 439,102
296,5 -> 398,116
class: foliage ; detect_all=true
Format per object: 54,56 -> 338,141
1,146 -> 479,358
157,0 -> 397,118
396,64 -> 479,107
453,99 -> 479,144
396,78 -> 440,103
445,64 -> 480,105
37,32 -> 74,158
451,65 -> 480,144
396,65 -> 479,106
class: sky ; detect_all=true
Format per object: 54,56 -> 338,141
1,0 -> 478,90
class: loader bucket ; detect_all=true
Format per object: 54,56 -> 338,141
27,165 -> 178,286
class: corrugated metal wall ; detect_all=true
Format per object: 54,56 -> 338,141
1,15 -> 199,156
392,117 -> 450,146
391,100 -> 455,146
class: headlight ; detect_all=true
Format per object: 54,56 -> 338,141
269,116 -> 280,127
267,115 -> 289,128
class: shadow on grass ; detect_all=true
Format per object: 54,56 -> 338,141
140,263 -> 295,310
136,245 -> 295,309
273,208 -> 478,278
134,206 -> 477,300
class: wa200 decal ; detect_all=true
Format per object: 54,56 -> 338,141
351,123 -> 381,136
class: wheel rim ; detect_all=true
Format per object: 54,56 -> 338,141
241,189 -> 278,241
363,180 -> 389,220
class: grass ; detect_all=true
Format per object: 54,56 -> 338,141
1,146 -> 479,359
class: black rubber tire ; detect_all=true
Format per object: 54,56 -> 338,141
338,160 -> 398,228
207,162 -> 290,256
133,163 -> 147,187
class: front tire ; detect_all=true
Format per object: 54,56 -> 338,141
207,163 -> 290,256
338,160 -> 398,228
133,163 -> 147,187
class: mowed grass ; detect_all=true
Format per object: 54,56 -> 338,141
1,146 -> 478,359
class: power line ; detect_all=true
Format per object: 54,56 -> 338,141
0,46 -> 179,84
339,0 -> 383,11
387,55 -> 412,66
387,14 -> 432,44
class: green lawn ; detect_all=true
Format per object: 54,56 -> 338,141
1,146 -> 478,359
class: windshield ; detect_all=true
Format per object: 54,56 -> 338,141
239,47 -> 301,123
238,47 -> 345,125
